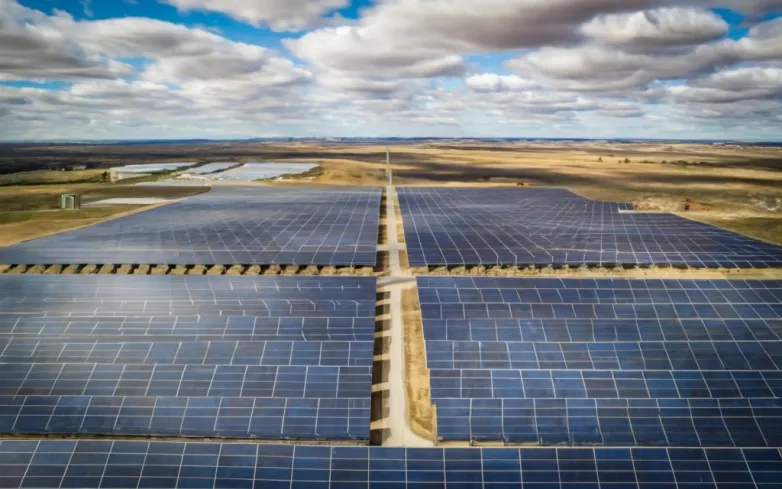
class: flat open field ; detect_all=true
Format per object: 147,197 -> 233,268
0,140 -> 780,245
0,169 -> 208,245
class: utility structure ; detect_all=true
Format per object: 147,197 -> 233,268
60,194 -> 81,210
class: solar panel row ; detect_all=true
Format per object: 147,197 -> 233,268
429,369 -> 782,399
0,187 -> 381,266
3,301 -> 369,317
3,316 -> 374,341
421,302 -> 780,321
0,440 -> 779,489
0,275 -> 377,441
418,277 -> 782,446
426,340 -> 782,370
0,364 -> 370,398
186,163 -> 236,175
0,397 -> 369,439
208,163 -> 318,181
0,339 -> 373,366
436,397 -> 782,446
423,318 -> 782,342
400,188 -> 782,268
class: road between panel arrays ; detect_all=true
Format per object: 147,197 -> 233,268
379,185 -> 432,447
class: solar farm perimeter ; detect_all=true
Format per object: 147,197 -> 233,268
0,183 -> 781,488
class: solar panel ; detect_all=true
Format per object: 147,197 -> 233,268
186,163 -> 236,175
1,316 -> 374,342
0,363 -> 370,398
110,163 -> 197,173
426,340 -> 782,370
0,397 -> 370,439
0,440 -> 779,489
0,275 -> 377,441
435,398 -> 782,446
418,277 -> 782,446
0,339 -> 372,366
0,187 -> 381,266
400,187 -> 782,268
208,163 -> 318,181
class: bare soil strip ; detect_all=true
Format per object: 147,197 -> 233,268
403,286 -> 436,442
410,265 -> 782,279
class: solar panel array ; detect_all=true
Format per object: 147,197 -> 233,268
0,187 -> 381,266
110,163 -> 197,173
0,275 -> 376,441
418,277 -> 782,446
186,163 -> 237,175
209,163 -> 318,181
0,440 -> 780,489
399,187 -> 782,268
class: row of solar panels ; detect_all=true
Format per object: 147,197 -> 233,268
0,275 -> 377,442
1,187 -> 781,268
0,187 -> 381,266
0,440 -> 779,489
419,277 -> 782,447
399,188 -> 782,268
0,273 -> 780,487
2,275 -> 781,449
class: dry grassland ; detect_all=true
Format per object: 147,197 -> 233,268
403,286 -> 436,442
0,169 -> 107,186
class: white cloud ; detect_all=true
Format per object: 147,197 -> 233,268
582,8 -> 728,47
514,16 -> 782,91
669,66 -> 782,103
0,0 -> 132,80
66,17 -> 312,84
2,0 -> 782,140
316,73 -> 412,95
286,0 -> 781,79
466,74 -> 536,92
0,2 -> 312,86
162,0 -> 349,30
286,0 -> 651,77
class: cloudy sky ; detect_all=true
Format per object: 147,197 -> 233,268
1,0 -> 781,141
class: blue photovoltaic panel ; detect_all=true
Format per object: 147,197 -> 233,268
2,316 -> 373,342
399,187 -> 782,268
110,163 -> 197,173
209,163 -> 318,181
0,440 -> 779,489
426,340 -> 782,370
186,163 -> 236,175
0,187 -> 381,266
0,275 -> 377,441
0,339 -> 372,366
418,277 -> 782,446
0,364 -> 370,398
435,398 -> 781,446
0,397 -> 369,439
